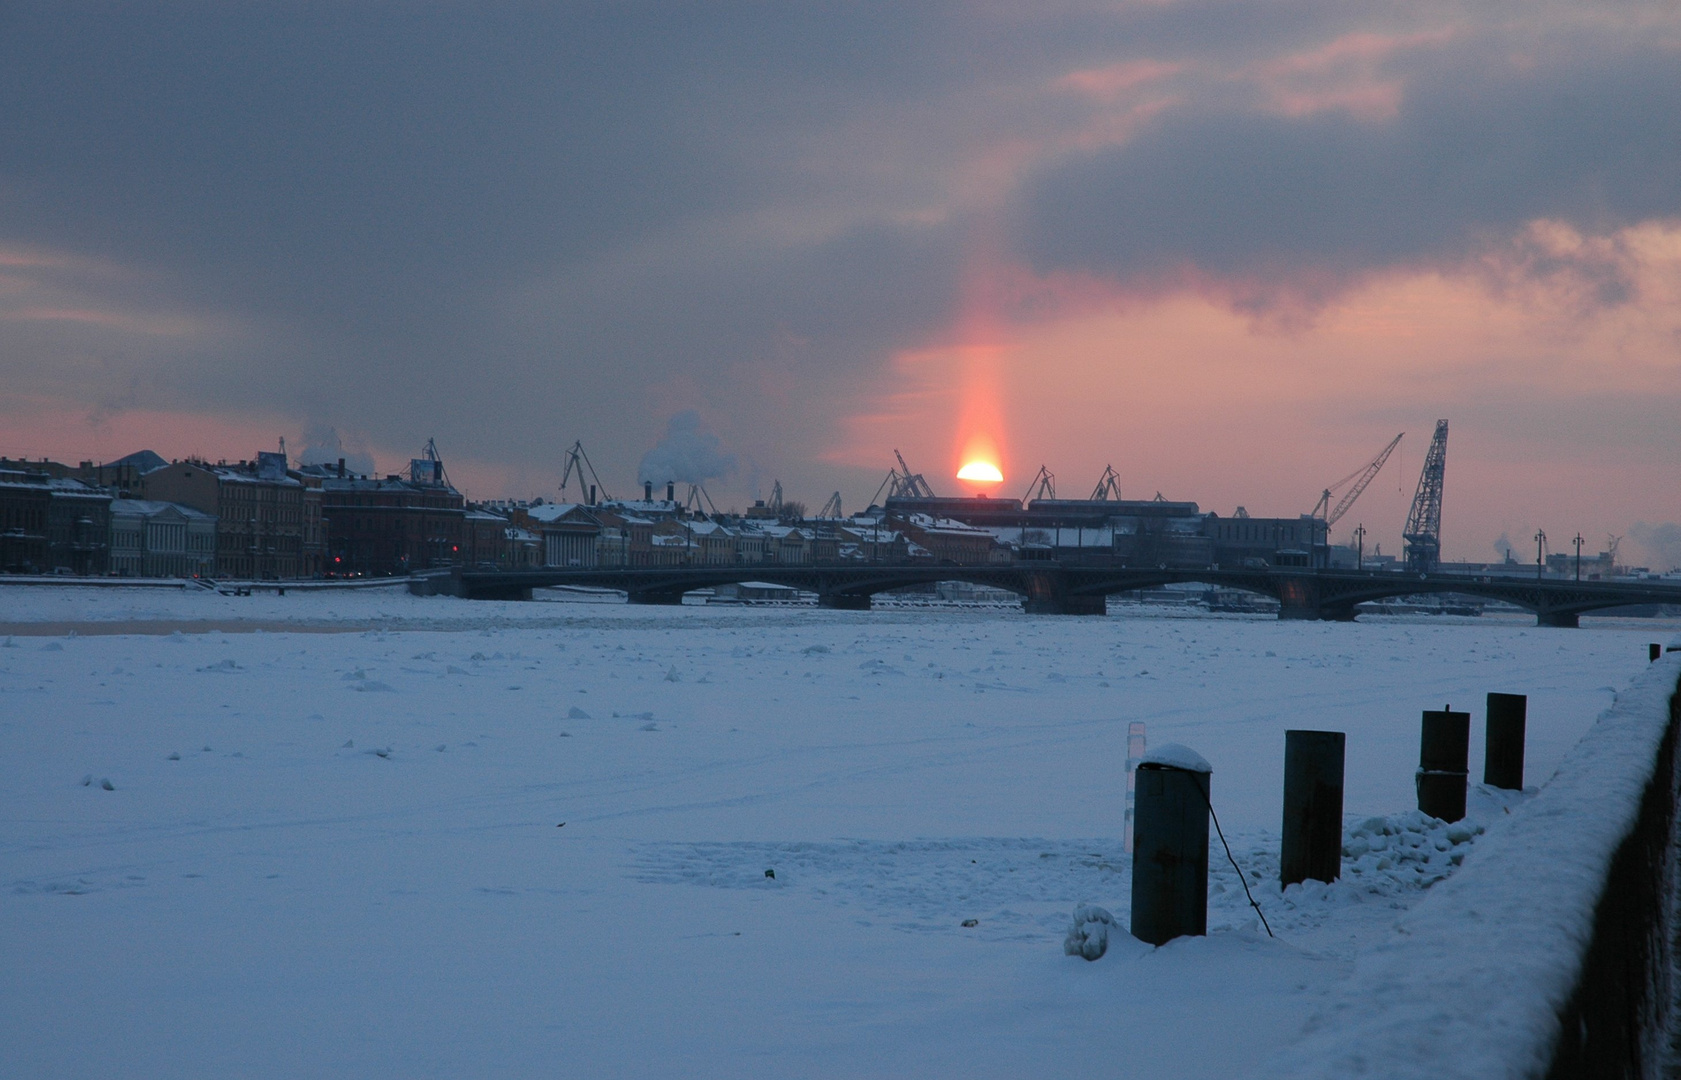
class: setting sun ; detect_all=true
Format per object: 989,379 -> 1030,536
956,461 -> 1004,483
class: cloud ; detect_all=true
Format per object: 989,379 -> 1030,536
297,423 -> 377,477
1629,522 -> 1681,573
1016,35 -> 1681,311
637,411 -> 737,487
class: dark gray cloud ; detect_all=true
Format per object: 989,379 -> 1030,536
1,3 -> 1678,504
1017,34 -> 1681,304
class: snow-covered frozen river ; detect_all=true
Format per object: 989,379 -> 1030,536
2,587 -> 1676,1078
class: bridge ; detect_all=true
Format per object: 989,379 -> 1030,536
412,563 -> 1681,627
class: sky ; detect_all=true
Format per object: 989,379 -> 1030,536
1,1 -> 1678,567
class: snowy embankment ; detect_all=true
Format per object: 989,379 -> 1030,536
1251,654 -> 1681,1079
2,588 -> 1678,1078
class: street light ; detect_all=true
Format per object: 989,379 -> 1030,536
1573,533 -> 1584,582
1535,529 -> 1547,582
1353,523 -> 1366,571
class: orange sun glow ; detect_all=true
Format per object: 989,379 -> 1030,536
956,460 -> 1004,483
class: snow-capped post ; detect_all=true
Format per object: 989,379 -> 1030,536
1280,730 -> 1344,886
1483,693 -> 1526,790
1130,743 -> 1211,946
1651,643 -> 1663,662
1416,706 -> 1470,823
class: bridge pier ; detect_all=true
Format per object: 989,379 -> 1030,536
1021,571 -> 1106,615
818,593 -> 872,610
1537,610 -> 1580,628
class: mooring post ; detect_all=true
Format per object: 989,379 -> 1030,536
1280,730 -> 1345,886
1652,643 -> 1663,663
1417,706 -> 1470,822
1484,693 -> 1527,790
1130,744 -> 1211,946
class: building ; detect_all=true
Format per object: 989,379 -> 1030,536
1202,513 -> 1327,568
40,476 -> 113,575
310,462 -> 467,577
108,499 -> 216,577
526,503 -> 604,568
142,452 -> 308,579
0,470 -> 52,572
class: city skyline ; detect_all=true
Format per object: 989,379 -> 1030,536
2,3 -> 1678,567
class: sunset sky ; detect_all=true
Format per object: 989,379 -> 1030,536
2,3 -> 1678,566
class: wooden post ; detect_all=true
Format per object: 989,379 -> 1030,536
1417,707 -> 1470,823
1484,693 -> 1527,791
1130,745 -> 1211,946
1280,730 -> 1345,886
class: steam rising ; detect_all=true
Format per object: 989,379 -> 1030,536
298,423 -> 376,477
637,411 -> 736,487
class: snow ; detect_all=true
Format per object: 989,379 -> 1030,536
1,585 -> 1678,1078
1142,741 -> 1213,773
1251,653 -> 1681,1080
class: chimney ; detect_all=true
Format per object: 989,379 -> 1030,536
337,458 -> 346,478
666,481 -> 675,502
644,481 -> 653,502
588,484 -> 596,506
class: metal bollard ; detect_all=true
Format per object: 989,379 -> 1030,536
1130,745 -> 1211,946
1417,706 -> 1470,823
1652,644 -> 1663,663
1280,730 -> 1345,886
1484,693 -> 1527,790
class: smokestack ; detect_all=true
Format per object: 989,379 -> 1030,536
589,484 -> 596,506
666,481 -> 675,502
337,458 -> 345,478
645,481 -> 653,502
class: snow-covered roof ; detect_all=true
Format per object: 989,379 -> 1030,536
108,499 -> 215,521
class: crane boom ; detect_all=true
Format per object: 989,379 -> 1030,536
1313,433 -> 1403,527
1326,433 -> 1403,526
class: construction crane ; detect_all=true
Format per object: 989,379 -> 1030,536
1311,433 -> 1404,530
869,450 -> 937,506
683,484 -> 719,517
817,491 -> 843,519
1403,420 -> 1449,573
559,440 -> 611,505
1021,465 -> 1056,503
1089,465 -> 1122,501
411,438 -> 450,487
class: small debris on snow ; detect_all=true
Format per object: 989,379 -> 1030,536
100,778 -> 115,791
764,869 -> 776,879
1064,904 -> 1114,960
167,752 -> 180,761
961,919 -> 978,928
640,722 -> 659,731
80,774 -> 92,786
342,740 -> 354,748
665,668 -> 681,682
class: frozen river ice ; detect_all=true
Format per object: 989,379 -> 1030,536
2,587 -> 1676,1078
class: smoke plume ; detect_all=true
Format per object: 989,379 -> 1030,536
298,423 -> 376,477
1629,522 -> 1681,573
637,411 -> 737,487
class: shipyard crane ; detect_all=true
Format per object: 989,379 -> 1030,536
1021,465 -> 1056,503
869,450 -> 937,507
683,484 -> 719,517
1310,433 -> 1404,530
817,491 -> 843,519
1089,465 -> 1122,502
412,438 -> 451,487
1403,420 -> 1449,573
559,440 -> 611,505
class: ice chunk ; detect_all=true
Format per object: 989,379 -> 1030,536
568,706 -> 591,719
1063,904 -> 1114,961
